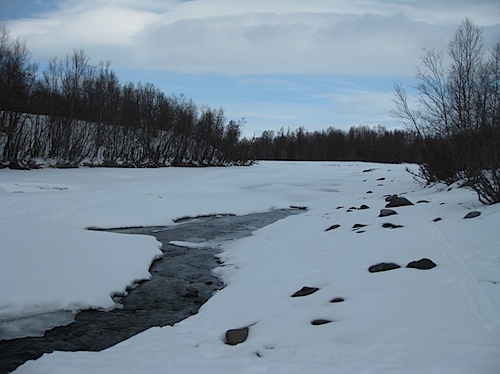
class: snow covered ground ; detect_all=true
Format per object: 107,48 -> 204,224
1,161 -> 499,373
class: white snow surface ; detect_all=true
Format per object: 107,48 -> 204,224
1,161 -> 499,373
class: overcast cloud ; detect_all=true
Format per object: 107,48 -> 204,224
2,0 -> 499,135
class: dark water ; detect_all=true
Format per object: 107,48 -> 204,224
0,208 -> 303,373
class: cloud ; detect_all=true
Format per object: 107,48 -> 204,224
4,0 -> 499,76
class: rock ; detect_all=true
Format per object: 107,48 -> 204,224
377,177 -> 385,181
226,327 -> 249,345
417,200 -> 430,203
385,196 -> 414,208
366,190 -> 373,194
352,223 -> 367,229
325,224 -> 340,231
379,209 -> 397,217
363,168 -> 375,172
369,262 -> 401,273
311,319 -> 332,326
433,217 -> 442,222
330,297 -> 344,303
382,223 -> 403,229
358,204 -> 370,210
185,287 -> 199,297
464,211 -> 481,219
291,286 -> 319,297
406,258 -> 436,270
385,194 -> 398,202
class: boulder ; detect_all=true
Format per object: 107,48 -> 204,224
325,224 -> 340,231
464,211 -> 481,219
385,196 -> 414,208
291,286 -> 319,297
382,223 -> 403,229
369,262 -> 401,273
406,258 -> 436,270
330,297 -> 345,303
226,327 -> 249,345
379,209 -> 397,217
311,319 -> 332,326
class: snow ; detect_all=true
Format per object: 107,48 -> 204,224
1,161 -> 499,373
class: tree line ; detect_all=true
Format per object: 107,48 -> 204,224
0,27 -> 246,167
243,125 -> 421,163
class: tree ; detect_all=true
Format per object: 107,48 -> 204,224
392,18 -> 500,204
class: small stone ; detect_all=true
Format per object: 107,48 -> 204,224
325,224 -> 340,231
330,297 -> 345,303
292,286 -> 319,297
379,209 -> 397,217
226,327 -> 249,345
464,211 -> 481,219
382,223 -> 403,229
352,223 -> 367,229
385,196 -> 414,208
377,177 -> 385,181
185,287 -> 199,297
369,262 -> 401,273
407,258 -> 437,270
311,319 -> 332,326
366,191 -> 373,194
358,204 -> 370,210
433,217 -> 442,222
417,200 -> 430,203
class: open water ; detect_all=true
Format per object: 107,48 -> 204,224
0,208 -> 303,373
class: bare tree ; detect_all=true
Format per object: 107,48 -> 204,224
392,18 -> 500,203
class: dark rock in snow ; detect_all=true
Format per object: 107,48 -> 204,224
379,209 -> 397,217
433,217 -> 442,222
385,194 -> 398,202
464,211 -> 481,219
385,196 -> 414,208
363,168 -> 375,172
359,204 -> 370,210
366,191 -> 373,194
377,177 -> 386,181
407,258 -> 436,270
352,223 -> 367,229
226,327 -> 249,345
417,200 -> 430,203
369,262 -> 401,273
330,297 -> 345,303
311,319 -> 332,326
325,224 -> 340,231
292,286 -> 319,297
382,223 -> 403,229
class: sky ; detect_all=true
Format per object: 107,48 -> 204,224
1,0 -> 499,138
